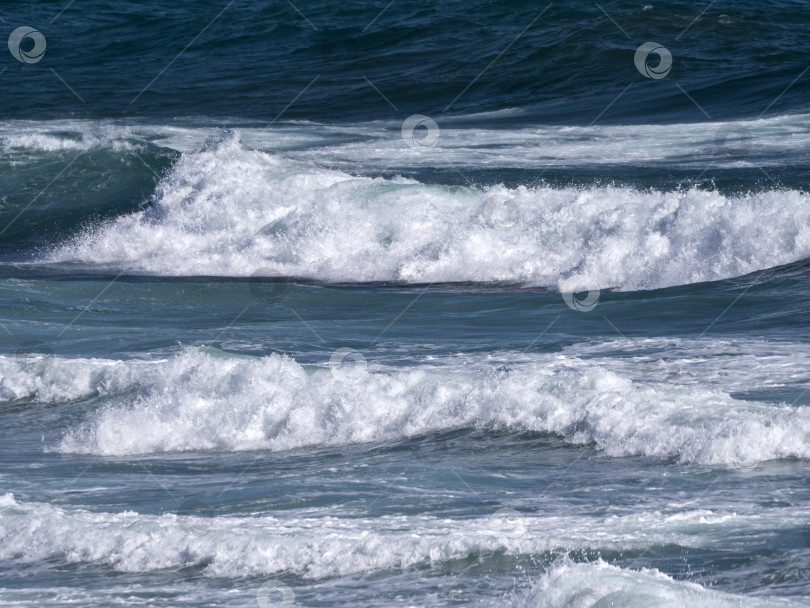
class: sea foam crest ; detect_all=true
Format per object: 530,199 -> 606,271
1,493 -> 806,582
26,347 -> 810,466
45,133 -> 810,291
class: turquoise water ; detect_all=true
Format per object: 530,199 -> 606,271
3,1 -> 810,606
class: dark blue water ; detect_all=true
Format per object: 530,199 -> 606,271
4,0 -> 810,123
2,2 -> 810,607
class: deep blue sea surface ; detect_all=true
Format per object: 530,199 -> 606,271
2,1 -> 810,606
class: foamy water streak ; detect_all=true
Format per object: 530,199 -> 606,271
0,494 -> 805,580
43,133 -> 810,290
6,347 -> 802,465
3,112 -> 810,167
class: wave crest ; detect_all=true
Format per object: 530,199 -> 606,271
44,134 -> 810,291
24,347 -> 810,466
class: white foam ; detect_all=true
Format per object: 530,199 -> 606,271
559,337 -> 810,393
520,559 -> 802,608
0,354 -> 141,404
41,132 -> 810,290
260,113 -> 810,171
0,493 -> 806,581
14,346 -> 804,466
3,112 -> 808,166
0,126 -> 138,154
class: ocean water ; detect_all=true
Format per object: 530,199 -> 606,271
2,1 -> 810,606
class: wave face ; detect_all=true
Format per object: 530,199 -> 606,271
0,132 -> 173,255
6,346 -> 800,466
42,133 -> 810,291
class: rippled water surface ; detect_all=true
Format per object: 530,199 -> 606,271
1,1 -> 810,606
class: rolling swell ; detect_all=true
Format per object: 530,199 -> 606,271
3,1 -> 810,606
0,137 -> 175,255
4,346 -> 805,466
5,1 -> 810,123
40,132 -> 810,291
